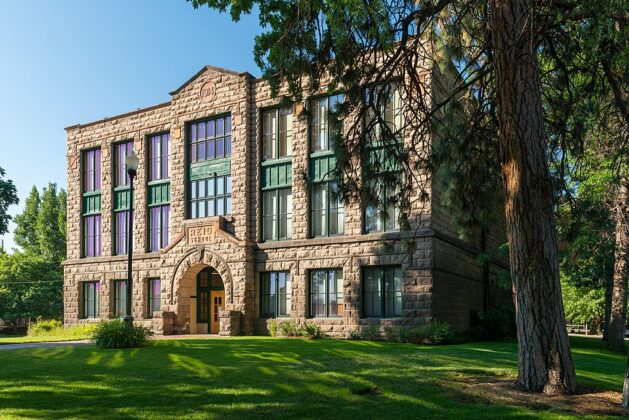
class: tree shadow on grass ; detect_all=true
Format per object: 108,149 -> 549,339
0,338 -> 623,419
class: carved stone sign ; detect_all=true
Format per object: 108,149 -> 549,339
199,81 -> 216,103
187,224 -> 215,245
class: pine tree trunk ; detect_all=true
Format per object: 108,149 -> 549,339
489,0 -> 578,394
608,177 -> 629,353
622,357 -> 629,408
604,275 -> 613,341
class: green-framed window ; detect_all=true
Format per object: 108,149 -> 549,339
310,93 -> 344,152
82,281 -> 100,319
364,174 -> 401,233
262,108 -> 293,161
365,83 -> 403,142
309,269 -> 343,318
189,175 -> 232,218
82,149 -> 102,257
148,133 -> 171,251
363,266 -> 403,318
113,280 -> 128,318
311,181 -> 344,237
189,116 -> 232,162
113,141 -> 134,255
260,272 -> 291,318
262,188 -> 292,241
147,278 -> 161,318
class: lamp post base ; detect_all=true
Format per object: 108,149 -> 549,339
121,315 -> 133,326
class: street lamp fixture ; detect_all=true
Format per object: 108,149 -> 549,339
122,151 -> 139,325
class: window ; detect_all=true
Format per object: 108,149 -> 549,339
309,269 -> 343,318
366,84 -> 403,141
149,133 -> 169,181
83,149 -> 101,192
364,176 -> 400,233
147,279 -> 161,317
82,281 -> 100,318
83,149 -> 102,257
262,188 -> 292,241
311,181 -> 344,237
363,266 -> 403,318
83,214 -> 102,257
114,210 -> 130,255
113,280 -> 128,317
189,176 -> 232,218
149,205 -> 170,251
310,94 -> 344,152
260,272 -> 291,318
263,108 -> 293,160
114,141 -> 133,187
190,116 -> 232,163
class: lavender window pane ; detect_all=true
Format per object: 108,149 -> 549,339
86,216 -> 94,256
162,135 -> 169,178
217,118 -> 224,136
191,124 -> 197,141
162,205 -> 170,247
225,136 -> 231,156
198,122 -> 206,139
216,138 -> 224,157
198,142 -> 206,161
151,207 -> 160,251
95,215 -> 102,256
226,117 -> 231,134
94,149 -> 101,191
207,120 -> 215,138
191,142 -> 197,162
207,140 -> 215,159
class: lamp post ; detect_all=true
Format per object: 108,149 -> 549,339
123,151 -> 139,326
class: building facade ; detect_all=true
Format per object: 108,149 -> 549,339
63,65 -> 508,336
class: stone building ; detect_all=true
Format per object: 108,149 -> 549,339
63,65 -> 508,336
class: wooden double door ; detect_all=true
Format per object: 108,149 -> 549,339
197,268 -> 225,334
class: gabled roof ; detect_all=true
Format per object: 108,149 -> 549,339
169,65 -> 254,96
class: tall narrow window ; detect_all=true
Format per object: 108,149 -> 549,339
82,149 -> 102,257
147,278 -> 161,318
82,281 -> 100,318
113,141 -> 133,255
310,181 -> 344,237
263,108 -> 293,160
188,116 -> 232,219
148,133 -> 170,251
261,108 -> 293,241
113,280 -> 127,317
309,269 -> 343,318
310,94 -> 344,152
363,266 -> 403,318
260,272 -> 291,318
364,84 -> 403,233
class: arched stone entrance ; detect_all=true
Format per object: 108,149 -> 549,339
176,264 -> 225,334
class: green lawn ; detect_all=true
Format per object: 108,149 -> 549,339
0,336 -> 626,419
0,334 -> 89,345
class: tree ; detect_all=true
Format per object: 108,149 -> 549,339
36,183 -> 66,265
0,252 -> 63,324
0,167 -> 18,236
13,186 -> 40,254
609,176 -> 629,353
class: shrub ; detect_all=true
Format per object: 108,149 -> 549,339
300,322 -> 323,339
384,326 -> 398,342
27,318 -> 96,339
406,326 -> 426,344
469,305 -> 516,341
396,326 -> 411,343
267,320 -> 279,337
27,319 -> 62,335
423,320 -> 455,344
361,326 -> 380,341
348,329 -> 361,340
279,320 -> 300,337
91,320 -> 153,349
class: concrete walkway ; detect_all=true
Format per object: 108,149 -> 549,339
0,334 -> 224,351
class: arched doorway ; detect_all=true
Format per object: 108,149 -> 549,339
194,267 -> 225,334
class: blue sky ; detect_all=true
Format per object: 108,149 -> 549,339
0,1 -> 262,251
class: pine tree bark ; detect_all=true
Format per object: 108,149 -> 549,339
623,353 -> 629,408
604,275 -> 613,341
608,176 -> 629,353
489,0 -> 578,393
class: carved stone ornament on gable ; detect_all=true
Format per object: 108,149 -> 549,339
199,81 -> 217,103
